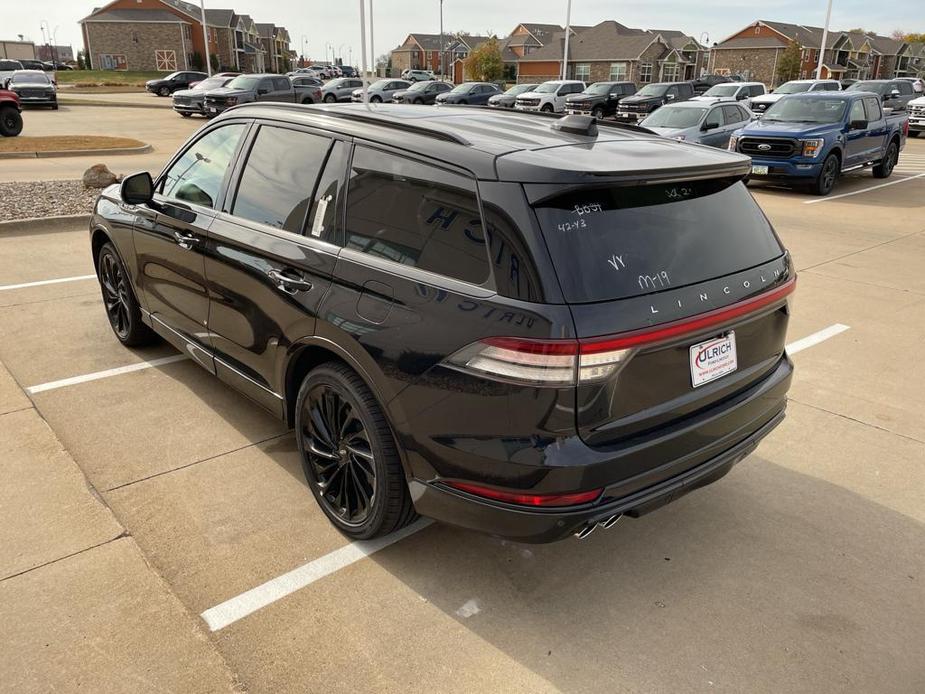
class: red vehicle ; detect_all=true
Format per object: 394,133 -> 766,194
0,89 -> 23,136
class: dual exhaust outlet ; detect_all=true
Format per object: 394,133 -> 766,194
574,513 -> 623,539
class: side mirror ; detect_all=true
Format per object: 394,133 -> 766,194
120,172 -> 154,206
848,119 -> 868,131
666,93 -> 675,101
890,90 -> 901,98
703,121 -> 720,131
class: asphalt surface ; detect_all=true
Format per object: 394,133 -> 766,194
0,108 -> 923,692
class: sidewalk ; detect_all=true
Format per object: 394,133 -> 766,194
0,360 -> 240,693
57,91 -> 172,109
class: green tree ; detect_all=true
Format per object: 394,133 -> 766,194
776,40 -> 802,83
463,37 -> 503,82
903,32 -> 925,43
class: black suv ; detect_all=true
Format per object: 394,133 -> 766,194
89,103 -> 795,543
615,81 -> 696,123
564,81 -> 636,118
146,71 -> 209,97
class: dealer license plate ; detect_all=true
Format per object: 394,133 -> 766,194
208,106 -> 217,113
751,165 -> 769,175
690,332 -> 737,388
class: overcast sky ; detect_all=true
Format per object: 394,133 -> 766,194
7,0 -> 920,65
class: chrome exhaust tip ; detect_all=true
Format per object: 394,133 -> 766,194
600,514 -> 623,530
574,523 -> 597,540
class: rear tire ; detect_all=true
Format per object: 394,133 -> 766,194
0,107 -> 23,137
296,362 -> 416,540
812,154 -> 840,196
96,242 -> 157,347
872,140 -> 898,178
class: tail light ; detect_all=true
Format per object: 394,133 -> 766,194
442,277 -> 796,387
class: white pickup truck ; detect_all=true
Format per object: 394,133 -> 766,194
909,94 -> 925,138
514,80 -> 586,113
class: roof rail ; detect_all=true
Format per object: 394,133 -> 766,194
224,102 -> 472,146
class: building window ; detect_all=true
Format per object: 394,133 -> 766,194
609,62 -> 627,80
662,62 -> 680,81
574,64 -> 590,81
639,62 -> 653,83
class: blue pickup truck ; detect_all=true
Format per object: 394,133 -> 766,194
729,91 -> 909,195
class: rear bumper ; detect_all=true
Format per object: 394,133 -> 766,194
411,356 -> 793,543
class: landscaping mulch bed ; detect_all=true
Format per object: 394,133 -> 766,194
0,180 -> 100,222
0,135 -> 145,154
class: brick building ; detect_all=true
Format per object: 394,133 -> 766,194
80,0 -> 289,72
517,20 -> 705,85
708,20 -> 916,87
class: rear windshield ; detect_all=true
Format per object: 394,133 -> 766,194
532,180 -> 783,303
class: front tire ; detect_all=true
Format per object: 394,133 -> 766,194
323,93 -> 336,103
813,154 -> 840,196
97,242 -> 157,347
0,107 -> 23,137
591,106 -> 604,119
370,95 -> 382,103
872,140 -> 898,178
296,363 -> 416,540
180,112 -> 192,117
541,103 -> 554,113
157,86 -> 171,97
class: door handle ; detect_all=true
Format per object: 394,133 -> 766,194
268,269 -> 313,294
173,231 -> 200,250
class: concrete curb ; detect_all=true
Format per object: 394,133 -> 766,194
0,214 -> 91,234
0,144 -> 152,160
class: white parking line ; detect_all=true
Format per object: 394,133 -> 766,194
25,354 -> 188,394
786,323 -> 850,355
0,274 -> 96,292
201,518 -> 433,632
804,172 -> 925,204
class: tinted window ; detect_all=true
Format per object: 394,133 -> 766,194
161,123 -> 246,208
897,82 -> 913,95
306,141 -> 348,244
273,77 -> 289,91
530,180 -> 783,303
232,126 -> 331,232
344,147 -> 489,285
749,84 -> 765,96
666,85 -> 680,97
863,97 -> 882,120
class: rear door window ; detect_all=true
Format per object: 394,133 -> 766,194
231,125 -> 331,232
530,179 -> 783,303
723,104 -> 747,123
344,146 -> 490,285
863,97 -> 882,120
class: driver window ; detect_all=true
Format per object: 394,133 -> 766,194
160,124 -> 247,209
849,100 -> 866,123
707,108 -> 725,126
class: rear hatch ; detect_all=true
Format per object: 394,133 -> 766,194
527,174 -> 792,448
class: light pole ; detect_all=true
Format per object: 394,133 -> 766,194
439,0 -> 444,78
368,0 -> 375,77
561,0 -> 572,80
301,34 -> 308,67
199,0 -> 212,76
815,0 -> 833,80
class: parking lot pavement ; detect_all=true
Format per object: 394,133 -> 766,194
1,148 -> 923,691
1,104 -> 199,183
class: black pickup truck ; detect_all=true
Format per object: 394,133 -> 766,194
204,74 -> 321,116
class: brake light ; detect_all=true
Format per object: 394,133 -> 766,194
445,481 -> 602,507
441,277 -> 795,387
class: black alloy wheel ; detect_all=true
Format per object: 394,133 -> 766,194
158,85 -> 171,97
873,141 -> 898,178
813,154 -> 839,196
97,243 -> 156,346
296,363 -> 416,539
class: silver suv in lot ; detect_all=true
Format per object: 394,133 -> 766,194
402,69 -> 436,82
322,78 -> 365,103
351,79 -> 412,103
514,80 -> 585,113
